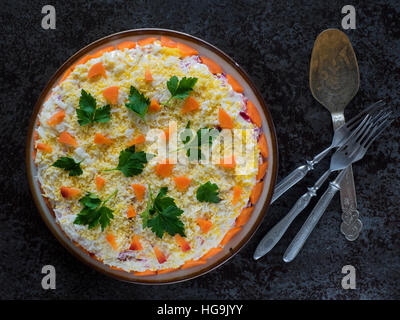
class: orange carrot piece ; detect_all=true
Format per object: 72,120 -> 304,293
220,227 -> 242,246
127,205 -> 136,218
258,133 -> 269,158
175,234 -> 191,252
154,246 -> 167,264
145,68 -> 153,82
106,234 -> 118,251
232,186 -> 242,205
247,100 -> 262,127
200,56 -> 223,74
177,42 -> 198,57
59,68 -> 72,84
256,161 -> 268,180
219,108 -> 234,129
58,131 -> 78,147
47,110 -> 66,126
155,160 -> 174,178
235,207 -> 254,227
226,74 -> 244,93
36,143 -> 53,153
181,96 -> 200,114
219,155 -> 236,168
181,259 -> 207,269
149,98 -> 161,112
94,133 -> 113,145
74,55 -> 94,68
201,247 -> 223,260
134,270 -> 156,276
116,41 -> 136,51
137,37 -> 158,46
32,150 -> 37,160
95,176 -> 105,191
33,130 -> 39,144
88,62 -> 107,79
196,218 -> 212,234
102,86 -> 119,104
60,186 -> 80,199
129,235 -> 143,250
158,268 -> 178,274
250,181 -> 264,204
127,134 -> 146,147
160,36 -> 177,48
131,184 -> 146,201
91,46 -> 115,59
173,176 -> 191,191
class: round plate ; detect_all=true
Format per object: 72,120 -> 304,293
26,28 -> 278,284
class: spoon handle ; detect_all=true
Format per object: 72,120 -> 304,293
271,146 -> 332,203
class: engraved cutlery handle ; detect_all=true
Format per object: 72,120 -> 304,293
271,147 -> 332,203
283,170 -> 346,262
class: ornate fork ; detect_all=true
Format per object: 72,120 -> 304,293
254,109 -> 390,260
271,100 -> 386,204
283,112 -> 393,262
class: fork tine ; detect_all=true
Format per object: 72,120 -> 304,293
357,111 -> 391,144
337,115 -> 371,151
345,100 -> 386,129
363,119 -> 393,150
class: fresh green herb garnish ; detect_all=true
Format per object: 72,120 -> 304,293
196,181 -> 221,203
107,145 -> 153,177
73,190 -> 117,231
125,86 -> 150,121
179,122 -> 218,161
76,89 -> 111,126
52,157 -> 83,176
164,76 -> 198,106
141,186 -> 185,238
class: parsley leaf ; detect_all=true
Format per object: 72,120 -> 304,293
125,86 -> 150,121
76,89 -> 111,126
141,186 -> 185,238
52,157 -> 83,176
196,181 -> 221,203
165,76 -> 198,105
74,190 -> 117,231
109,146 -> 153,177
180,123 -> 218,161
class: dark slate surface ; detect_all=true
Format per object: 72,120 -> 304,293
0,0 -> 399,300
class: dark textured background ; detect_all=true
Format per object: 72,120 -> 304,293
0,0 -> 399,300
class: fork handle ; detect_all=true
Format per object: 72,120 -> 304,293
283,170 -> 346,262
271,147 -> 332,203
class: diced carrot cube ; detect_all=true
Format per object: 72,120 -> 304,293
235,207 -> 254,227
116,41 -> 136,51
32,150 -> 37,160
247,100 -> 262,127
200,56 -> 223,74
106,233 -> 118,251
95,176 -> 105,191
149,99 -> 161,112
175,234 -> 191,252
181,96 -> 200,114
137,37 -> 158,46
220,227 -> 241,246
155,160 -> 174,178
47,110 -> 66,126
226,74 -> 244,93
201,247 -> 223,260
177,42 -> 198,57
88,62 -> 107,79
131,184 -> 146,201
94,133 -> 113,145
160,36 -> 177,48
232,186 -> 242,205
145,68 -> 153,82
158,268 -> 178,274
256,161 -> 268,180
196,218 -> 212,234
59,68 -> 72,84
173,176 -> 191,191
219,155 -> 236,168
181,259 -> 206,269
58,131 -> 78,147
154,246 -> 167,264
129,235 -> 143,251
127,134 -> 146,147
258,133 -> 269,158
219,108 -> 234,129
36,143 -> 53,153
134,270 -> 156,276
102,86 -> 119,104
127,205 -> 136,218
60,186 -> 80,199
250,181 -> 264,204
